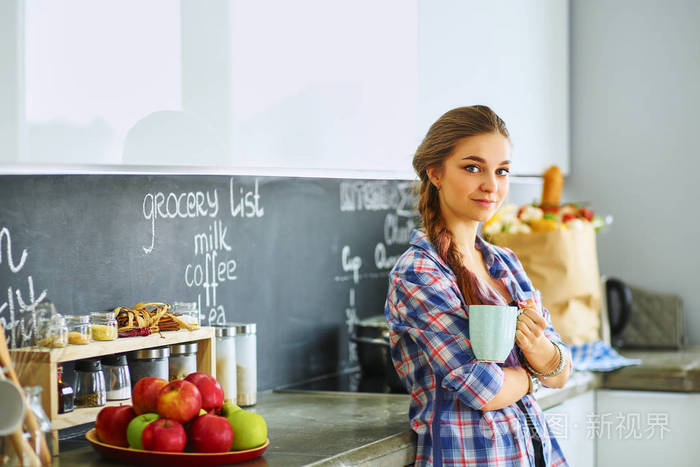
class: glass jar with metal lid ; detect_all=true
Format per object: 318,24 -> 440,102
90,312 -> 118,341
102,354 -> 131,401
66,315 -> 91,345
169,342 -> 198,380
37,314 -> 68,348
74,358 -> 107,407
214,325 -> 237,404
232,323 -> 257,406
127,347 -> 170,385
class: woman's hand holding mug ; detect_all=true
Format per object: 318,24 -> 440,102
515,302 -> 548,353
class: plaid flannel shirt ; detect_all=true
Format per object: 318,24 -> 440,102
385,229 -> 570,466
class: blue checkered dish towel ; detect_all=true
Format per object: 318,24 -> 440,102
569,340 -> 642,371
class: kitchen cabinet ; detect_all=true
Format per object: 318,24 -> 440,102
543,390 -> 595,467
3,1 -> 568,178
595,389 -> 700,467
418,0 -> 570,176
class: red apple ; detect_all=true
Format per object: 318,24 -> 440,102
141,418 -> 187,452
184,372 -> 225,414
132,377 -> 168,415
95,405 -> 136,447
187,414 -> 234,453
156,380 -> 202,424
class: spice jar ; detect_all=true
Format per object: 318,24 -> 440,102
74,359 -> 107,408
214,325 -> 237,404
90,312 -> 118,341
57,364 -> 74,414
66,315 -> 91,345
169,343 -> 198,381
37,314 -> 68,348
232,323 -> 257,406
128,347 -> 170,386
102,354 -> 131,401
171,302 -> 200,327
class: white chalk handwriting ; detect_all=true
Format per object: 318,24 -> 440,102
340,181 -> 418,217
0,227 -> 48,348
230,179 -> 264,218
142,189 -> 219,254
341,246 -> 362,284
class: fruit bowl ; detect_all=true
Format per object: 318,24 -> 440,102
86,428 -> 269,466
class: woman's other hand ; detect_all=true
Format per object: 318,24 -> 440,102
515,305 -> 548,352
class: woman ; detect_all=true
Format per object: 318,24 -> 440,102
385,105 -> 572,466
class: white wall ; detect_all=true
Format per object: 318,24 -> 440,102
567,0 -> 700,344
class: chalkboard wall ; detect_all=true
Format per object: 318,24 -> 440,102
0,175 -> 417,390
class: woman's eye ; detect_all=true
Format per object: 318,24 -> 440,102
464,164 -> 480,173
497,168 -> 510,176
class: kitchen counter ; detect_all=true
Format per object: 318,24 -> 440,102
601,345 -> 700,392
54,371 -> 598,467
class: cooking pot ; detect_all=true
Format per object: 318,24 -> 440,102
350,315 -> 406,393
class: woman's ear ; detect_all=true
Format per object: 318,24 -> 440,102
426,166 -> 441,191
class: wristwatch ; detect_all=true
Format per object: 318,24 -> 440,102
528,374 -> 541,394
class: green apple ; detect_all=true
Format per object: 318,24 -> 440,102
220,402 -> 242,417
224,409 -> 267,451
127,413 -> 160,450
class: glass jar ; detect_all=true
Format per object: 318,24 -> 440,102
90,312 -> 118,341
57,364 -> 74,414
232,323 -> 257,406
66,315 -> 91,345
128,347 -> 170,385
74,359 -> 107,408
37,314 -> 68,348
169,343 -> 198,381
214,325 -> 237,404
25,386 -> 53,456
171,302 -> 200,327
102,354 -> 131,401
31,301 -> 56,347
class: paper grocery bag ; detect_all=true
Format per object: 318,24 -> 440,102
488,224 -> 601,346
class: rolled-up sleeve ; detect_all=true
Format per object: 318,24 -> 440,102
386,260 -> 505,411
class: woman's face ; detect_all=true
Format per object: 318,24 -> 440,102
427,132 -> 512,225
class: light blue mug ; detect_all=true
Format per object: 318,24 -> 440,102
468,305 -> 522,362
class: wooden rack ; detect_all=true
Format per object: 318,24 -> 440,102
9,327 -> 216,454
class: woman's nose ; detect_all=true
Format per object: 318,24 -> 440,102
480,173 -> 497,192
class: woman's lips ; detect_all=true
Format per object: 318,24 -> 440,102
473,199 -> 497,207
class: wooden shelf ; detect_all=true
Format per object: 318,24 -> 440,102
10,327 -> 215,363
53,398 -> 133,430
9,327 -> 216,455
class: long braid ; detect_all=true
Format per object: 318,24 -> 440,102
417,180 -> 482,305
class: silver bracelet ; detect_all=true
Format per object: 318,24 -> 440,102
523,340 -> 567,378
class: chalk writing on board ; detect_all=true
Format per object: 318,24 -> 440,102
339,181 -> 418,216
341,246 -> 362,284
345,288 -> 358,363
384,213 -> 416,246
142,188 -> 220,254
340,181 -> 398,212
230,179 -> 265,218
181,178 -> 265,325
0,227 -> 48,347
